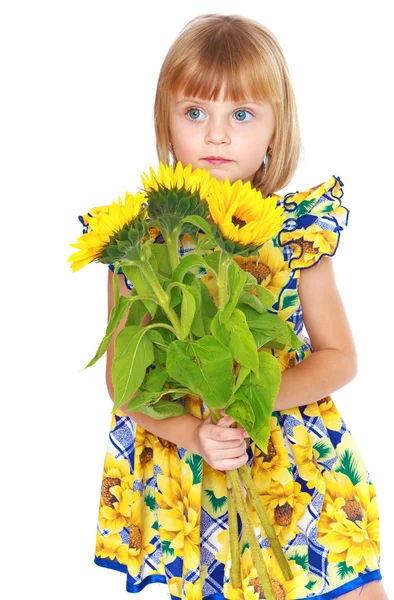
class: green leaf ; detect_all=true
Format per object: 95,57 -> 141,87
202,250 -> 220,273
125,288 -> 150,327
226,398 -> 255,433
143,399 -> 187,419
125,387 -> 189,412
287,323 -> 305,349
251,330 -> 285,351
334,449 -> 363,485
179,215 -> 214,238
144,491 -> 156,511
112,325 -> 154,410
166,337 -> 233,408
167,282 -> 182,308
240,306 -> 293,346
234,365 -> 251,392
221,261 -> 247,322
224,308 -> 259,378
281,290 -> 299,312
84,294 -> 131,369
336,561 -> 356,581
184,274 -> 205,337
235,351 -> 281,450
161,540 -> 175,557
253,284 -> 276,309
210,311 -> 231,348
185,453 -> 203,484
122,264 -> 158,317
204,489 -> 227,513
200,278 -> 218,318
143,366 -> 169,392
150,242 -> 172,278
293,197 -> 317,218
313,440 -> 334,461
172,253 -> 210,283
238,291 -> 266,313
287,551 -> 309,572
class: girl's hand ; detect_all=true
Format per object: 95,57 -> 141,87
193,408 -> 250,471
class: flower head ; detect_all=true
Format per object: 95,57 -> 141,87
141,160 -> 212,201
67,190 -> 147,272
206,178 -> 286,255
140,161 -> 211,237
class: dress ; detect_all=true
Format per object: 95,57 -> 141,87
79,175 -> 383,599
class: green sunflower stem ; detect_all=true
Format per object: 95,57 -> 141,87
164,230 -> 181,271
228,469 -> 276,600
137,257 -> 183,339
208,407 -> 294,588
218,250 -> 230,311
239,464 -> 294,581
226,472 -> 242,588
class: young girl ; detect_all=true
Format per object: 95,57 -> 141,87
86,13 -> 387,600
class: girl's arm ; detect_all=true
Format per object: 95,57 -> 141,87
105,269 -> 204,453
274,256 -> 358,411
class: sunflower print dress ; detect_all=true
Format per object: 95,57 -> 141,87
80,175 -> 383,600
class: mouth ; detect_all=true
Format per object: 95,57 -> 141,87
202,158 -> 233,164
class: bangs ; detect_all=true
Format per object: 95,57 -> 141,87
171,33 -> 281,106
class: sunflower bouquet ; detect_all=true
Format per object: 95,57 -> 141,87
68,161 -> 305,600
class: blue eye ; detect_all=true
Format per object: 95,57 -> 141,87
234,110 -> 253,121
186,107 -> 253,121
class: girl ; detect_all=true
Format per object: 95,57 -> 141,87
86,13 -> 387,600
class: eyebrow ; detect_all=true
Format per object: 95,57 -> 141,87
176,98 -> 264,106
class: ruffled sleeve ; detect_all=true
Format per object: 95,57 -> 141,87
78,207 -> 133,291
277,175 -> 350,270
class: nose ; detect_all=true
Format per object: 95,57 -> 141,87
205,117 -> 231,144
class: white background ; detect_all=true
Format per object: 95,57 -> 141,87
1,1 -> 393,598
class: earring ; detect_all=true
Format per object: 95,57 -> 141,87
262,147 -> 272,174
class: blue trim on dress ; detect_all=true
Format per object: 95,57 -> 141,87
302,569 -> 383,599
94,557 -> 382,599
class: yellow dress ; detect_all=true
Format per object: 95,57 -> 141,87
83,175 -> 382,599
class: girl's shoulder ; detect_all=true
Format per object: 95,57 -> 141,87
275,175 -> 350,271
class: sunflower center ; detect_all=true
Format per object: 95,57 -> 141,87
140,447 -> 153,467
287,356 -> 296,368
129,523 -> 142,550
232,215 -> 247,229
242,261 -> 271,284
317,397 -> 330,406
158,436 -> 176,449
101,477 -> 121,507
294,237 -> 319,255
274,501 -> 293,527
342,499 -> 363,523
249,575 -> 286,600
257,437 -> 277,463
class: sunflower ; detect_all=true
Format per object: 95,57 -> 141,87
141,160 -> 212,201
67,190 -> 147,272
155,461 -> 201,571
303,396 -> 343,431
232,239 -> 292,298
206,178 -> 286,252
317,470 -> 380,572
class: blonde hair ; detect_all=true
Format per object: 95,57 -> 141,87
153,13 -> 303,199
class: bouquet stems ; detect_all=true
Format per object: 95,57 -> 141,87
209,408 -> 294,599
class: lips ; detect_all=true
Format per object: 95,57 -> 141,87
204,156 -> 230,160
203,157 -> 232,164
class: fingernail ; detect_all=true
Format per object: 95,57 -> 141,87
242,431 -> 249,437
